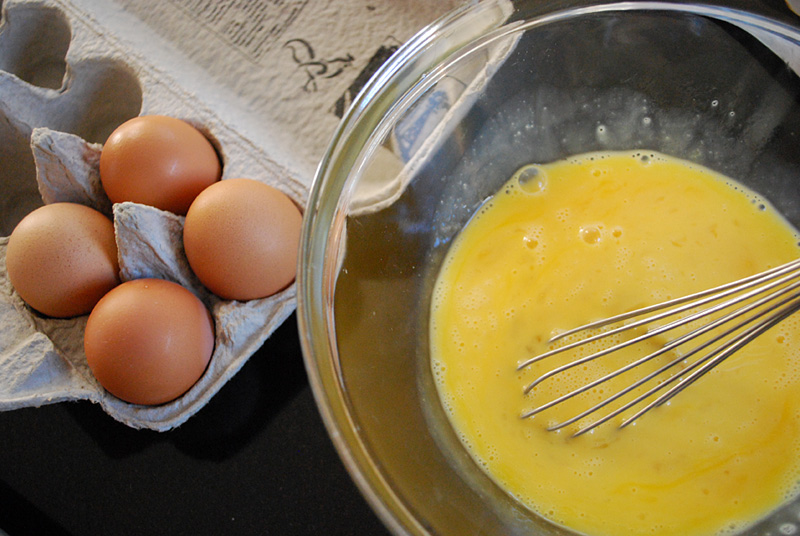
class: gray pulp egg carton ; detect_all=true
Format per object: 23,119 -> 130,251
0,0 -> 307,430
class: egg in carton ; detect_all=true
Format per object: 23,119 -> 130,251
0,0 -> 307,430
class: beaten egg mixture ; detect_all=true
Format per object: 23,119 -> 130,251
430,151 -> 800,536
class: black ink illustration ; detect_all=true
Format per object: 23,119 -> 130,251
283,38 -> 354,93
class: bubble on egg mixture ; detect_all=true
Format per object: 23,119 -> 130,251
555,207 -> 571,223
523,236 -> 538,249
579,225 -> 602,244
613,247 -> 635,278
513,164 -> 547,195
522,225 -> 545,253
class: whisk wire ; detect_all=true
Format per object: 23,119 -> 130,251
522,264 -> 800,394
619,291 -> 800,430
574,288 -> 800,436
519,259 -> 800,373
527,279 -> 800,434
519,259 -> 800,436
547,258 -> 800,346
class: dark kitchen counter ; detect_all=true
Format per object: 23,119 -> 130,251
0,314 -> 391,536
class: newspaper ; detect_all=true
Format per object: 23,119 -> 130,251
68,0 -> 464,182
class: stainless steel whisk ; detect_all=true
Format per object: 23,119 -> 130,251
518,258 -> 800,437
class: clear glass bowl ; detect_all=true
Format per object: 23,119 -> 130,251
298,2 -> 800,534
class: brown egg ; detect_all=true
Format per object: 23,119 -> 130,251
5,202 -> 120,318
99,115 -> 221,215
84,278 -> 214,406
183,178 -> 302,301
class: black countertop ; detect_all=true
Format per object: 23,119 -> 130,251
0,314 -> 391,536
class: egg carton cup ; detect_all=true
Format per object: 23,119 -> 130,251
0,0 -> 307,430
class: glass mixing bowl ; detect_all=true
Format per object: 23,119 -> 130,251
298,1 -> 800,534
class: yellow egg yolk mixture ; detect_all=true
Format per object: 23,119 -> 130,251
430,151 -> 800,536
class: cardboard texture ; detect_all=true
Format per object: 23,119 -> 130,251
0,0 -> 461,429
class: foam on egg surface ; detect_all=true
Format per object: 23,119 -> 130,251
431,150 -> 800,536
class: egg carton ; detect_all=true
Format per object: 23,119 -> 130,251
0,0 -> 307,430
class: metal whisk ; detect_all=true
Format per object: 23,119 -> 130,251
518,258 -> 800,437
